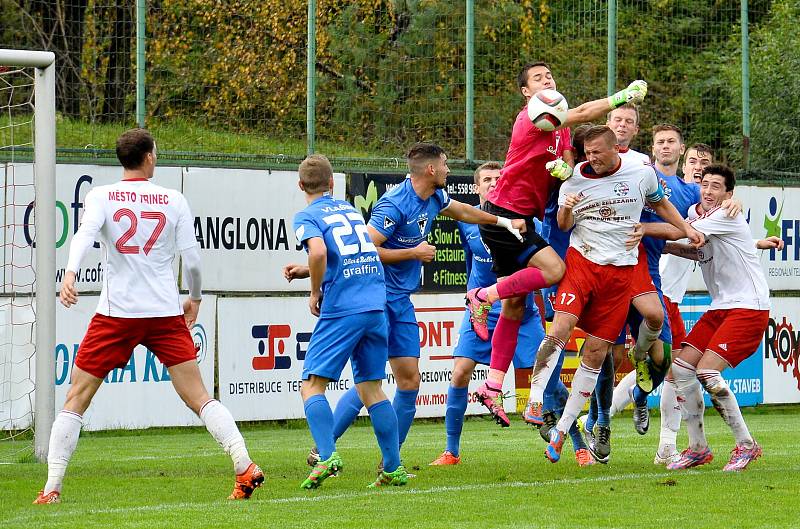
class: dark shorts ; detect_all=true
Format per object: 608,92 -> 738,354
478,201 -> 550,278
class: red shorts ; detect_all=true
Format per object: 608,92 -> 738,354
553,248 -> 633,342
664,296 -> 686,347
682,308 -> 769,368
75,313 -> 197,379
630,244 -> 656,298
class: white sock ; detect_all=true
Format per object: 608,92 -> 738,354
658,378 -> 681,448
200,399 -> 252,474
634,319 -> 662,360
610,370 -> 636,417
528,336 -> 565,403
43,410 -> 83,494
697,369 -> 754,448
672,359 -> 707,451
556,362 -> 600,433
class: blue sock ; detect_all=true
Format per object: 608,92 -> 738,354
393,389 -> 418,447
585,393 -> 598,433
304,394 -> 336,460
367,399 -> 401,473
569,420 -> 586,450
543,349 -> 567,411
332,387 -> 363,440
445,385 -> 469,456
595,353 -> 615,427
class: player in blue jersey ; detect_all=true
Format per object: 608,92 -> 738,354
285,154 -> 407,488
325,144 -> 526,466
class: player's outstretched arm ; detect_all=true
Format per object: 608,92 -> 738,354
440,200 -> 525,241
366,225 -> 435,264
306,237 -> 327,317
563,80 -> 647,128
648,197 -> 705,248
756,236 -> 785,251
640,222 -> 685,241
663,241 -> 700,260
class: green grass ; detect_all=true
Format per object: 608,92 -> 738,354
1,114 -> 391,158
2,407 -> 798,529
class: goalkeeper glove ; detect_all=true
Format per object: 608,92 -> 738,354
609,80 -> 648,108
546,158 -> 572,181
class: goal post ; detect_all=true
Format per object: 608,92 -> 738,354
0,49 -> 56,462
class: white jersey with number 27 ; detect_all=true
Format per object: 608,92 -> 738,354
559,156 -> 662,266
73,179 -> 198,318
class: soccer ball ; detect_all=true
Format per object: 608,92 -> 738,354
527,89 -> 569,131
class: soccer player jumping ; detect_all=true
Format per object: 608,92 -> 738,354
465,62 -> 650,423
522,126 -> 703,463
34,129 -> 263,504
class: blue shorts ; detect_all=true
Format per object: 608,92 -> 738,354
303,310 -> 388,384
615,288 -> 672,346
453,310 -> 544,368
386,294 -> 420,358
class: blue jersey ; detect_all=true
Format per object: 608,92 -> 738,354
368,177 -> 451,295
640,172 -> 701,288
541,185 -> 570,259
457,213 -> 541,326
293,194 -> 386,318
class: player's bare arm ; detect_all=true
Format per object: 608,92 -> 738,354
306,236 -> 327,317
283,263 -> 310,281
557,193 -> 579,231
59,271 -> 79,308
663,241 -> 700,260
440,200 -> 526,241
648,197 -> 705,247
756,236 -> 785,251
561,80 -> 647,129
366,225 -> 435,263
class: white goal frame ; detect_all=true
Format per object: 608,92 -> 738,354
0,49 -> 56,462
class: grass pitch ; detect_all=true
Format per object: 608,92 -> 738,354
2,406 -> 798,529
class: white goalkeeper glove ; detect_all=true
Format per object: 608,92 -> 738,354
546,158 -> 572,181
609,80 -> 648,108
496,216 -> 523,242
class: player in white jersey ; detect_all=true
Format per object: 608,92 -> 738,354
34,129 -> 263,504
607,103 -> 651,165
641,164 -> 778,471
520,126 -> 703,463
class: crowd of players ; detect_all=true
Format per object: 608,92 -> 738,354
34,61 -> 782,503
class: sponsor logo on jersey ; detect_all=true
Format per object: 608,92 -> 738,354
614,182 -> 630,197
719,343 -> 728,351
599,205 -> 616,218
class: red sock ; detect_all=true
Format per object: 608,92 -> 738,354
496,268 -> 547,300
489,315 -> 522,372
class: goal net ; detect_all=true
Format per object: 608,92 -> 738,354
0,49 -> 56,463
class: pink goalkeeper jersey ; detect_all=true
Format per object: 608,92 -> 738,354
687,204 -> 770,311
559,156 -> 662,266
73,179 -> 198,318
486,107 -> 572,218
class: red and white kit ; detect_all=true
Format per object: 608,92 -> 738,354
682,205 -> 770,366
553,156 -> 662,341
486,107 -> 572,219
67,178 -> 200,377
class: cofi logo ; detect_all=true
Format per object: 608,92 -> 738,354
24,175 -> 99,249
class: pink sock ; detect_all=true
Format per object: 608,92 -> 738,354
489,315 -> 522,374
496,268 -> 548,300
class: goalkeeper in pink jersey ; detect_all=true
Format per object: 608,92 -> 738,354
34,129 -> 263,504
